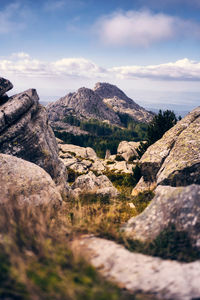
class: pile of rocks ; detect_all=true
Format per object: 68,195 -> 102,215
57,140 -> 142,197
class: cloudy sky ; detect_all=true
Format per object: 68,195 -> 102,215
0,0 -> 200,112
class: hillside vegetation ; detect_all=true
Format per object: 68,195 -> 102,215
55,113 -> 147,158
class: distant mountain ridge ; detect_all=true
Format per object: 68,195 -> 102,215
47,82 -> 154,128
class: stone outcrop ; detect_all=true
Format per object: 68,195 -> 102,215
117,141 -> 141,161
125,184 -> 200,249
94,82 -> 154,123
59,142 -> 137,176
132,107 -> 200,194
71,171 -> 119,198
72,235 -> 200,300
58,143 -> 120,197
105,160 -> 134,174
0,77 -> 13,99
59,143 -> 97,159
47,83 -> 154,131
0,154 -> 62,206
0,79 -> 67,193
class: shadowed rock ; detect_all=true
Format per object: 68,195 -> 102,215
0,77 -> 13,98
0,88 -> 67,193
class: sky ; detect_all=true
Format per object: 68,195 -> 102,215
0,0 -> 200,113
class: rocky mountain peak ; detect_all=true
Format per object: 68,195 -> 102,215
94,82 -> 129,100
94,82 -> 154,123
47,85 -> 121,126
47,82 -> 154,128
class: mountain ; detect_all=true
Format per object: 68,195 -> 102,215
94,82 -> 153,123
47,83 -> 154,128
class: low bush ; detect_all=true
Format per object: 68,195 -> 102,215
125,224 -> 200,262
55,117 -> 147,158
115,155 -> 125,161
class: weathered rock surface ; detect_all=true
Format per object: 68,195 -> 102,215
0,77 -> 13,98
0,154 -> 62,206
58,142 -> 136,178
59,143 -> 106,175
132,107 -> 200,194
0,87 -> 67,192
72,235 -> 200,300
59,143 -> 97,159
94,82 -> 154,123
106,160 -> 134,174
126,185 -> 200,249
71,171 -> 119,198
117,141 -> 141,161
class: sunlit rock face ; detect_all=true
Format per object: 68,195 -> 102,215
132,106 -> 200,195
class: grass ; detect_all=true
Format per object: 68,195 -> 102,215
0,186 -> 198,299
0,195 -> 156,300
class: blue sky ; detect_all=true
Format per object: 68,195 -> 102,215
0,0 -> 200,112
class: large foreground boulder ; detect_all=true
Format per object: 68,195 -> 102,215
125,185 -> 200,249
0,83 -> 67,193
132,107 -> 200,194
0,154 -> 62,206
72,236 -> 200,300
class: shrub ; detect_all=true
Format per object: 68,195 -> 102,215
115,155 -> 125,161
137,110 -> 178,158
128,155 -> 138,163
54,117 -> 147,158
125,224 -> 200,262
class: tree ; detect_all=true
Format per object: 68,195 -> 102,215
137,110 -> 178,158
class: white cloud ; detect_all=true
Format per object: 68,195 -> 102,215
0,53 -> 200,82
52,58 -> 106,77
110,58 -> 200,81
0,53 -> 107,79
94,10 -> 200,47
